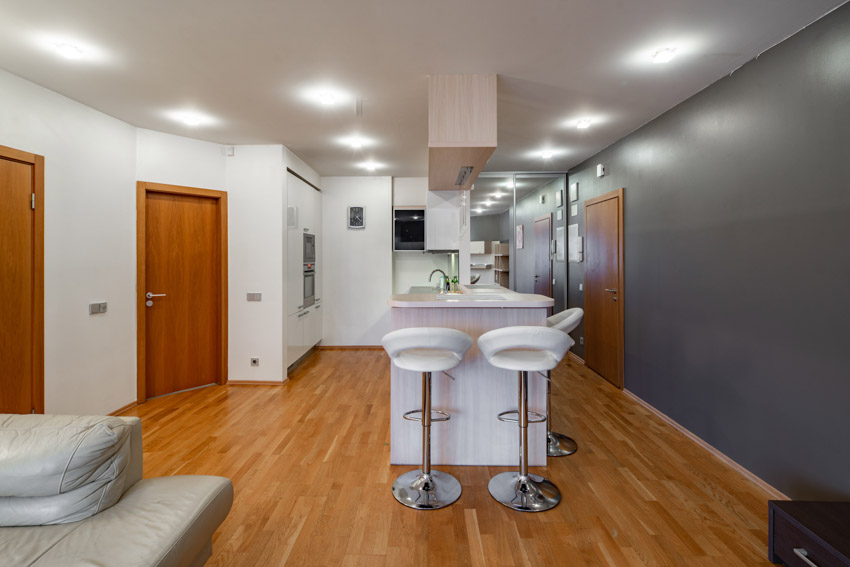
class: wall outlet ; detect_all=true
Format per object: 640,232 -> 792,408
247,292 -> 262,301
250,358 -> 259,367
89,302 -> 107,315
579,337 -> 584,345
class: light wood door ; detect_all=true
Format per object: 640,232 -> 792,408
584,189 -> 624,388
533,214 -> 552,297
0,147 -> 43,413
140,184 -> 227,400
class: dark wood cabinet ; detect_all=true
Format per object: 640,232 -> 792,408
769,501 -> 850,566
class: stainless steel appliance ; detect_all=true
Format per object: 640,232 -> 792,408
303,232 -> 316,264
393,209 -> 425,251
303,263 -> 315,308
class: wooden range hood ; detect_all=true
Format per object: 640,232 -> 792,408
428,74 -> 497,191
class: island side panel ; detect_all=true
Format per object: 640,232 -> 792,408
390,306 -> 549,466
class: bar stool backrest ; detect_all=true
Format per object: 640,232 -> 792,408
546,308 -> 584,335
478,326 -> 572,371
382,327 -> 473,366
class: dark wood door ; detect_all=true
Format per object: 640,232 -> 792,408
0,156 -> 34,412
585,190 -> 624,388
533,214 -> 552,297
144,191 -> 222,398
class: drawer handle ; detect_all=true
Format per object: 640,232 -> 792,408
794,548 -> 820,567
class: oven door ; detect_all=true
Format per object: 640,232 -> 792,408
303,270 -> 315,308
303,233 -> 316,264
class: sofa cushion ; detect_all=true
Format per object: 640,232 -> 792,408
0,415 -> 134,526
0,476 -> 234,567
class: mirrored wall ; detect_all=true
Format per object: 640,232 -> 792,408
470,172 -> 568,313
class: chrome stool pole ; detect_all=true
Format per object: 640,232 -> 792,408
488,370 -> 561,512
391,370 -> 462,510
546,370 -> 577,457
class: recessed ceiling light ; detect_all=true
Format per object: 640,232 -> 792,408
491,191 -> 504,199
576,119 -> 592,129
301,86 -> 351,108
505,180 -> 515,189
53,42 -> 85,60
482,200 -> 492,207
474,208 -> 483,214
652,47 -> 677,64
359,161 -> 381,172
167,110 -> 215,127
540,150 -> 553,159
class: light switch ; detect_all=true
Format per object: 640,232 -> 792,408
89,302 -> 107,315
247,293 -> 262,302
579,283 -> 583,291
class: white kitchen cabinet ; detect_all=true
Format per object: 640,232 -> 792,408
306,303 -> 322,348
286,172 -> 321,316
426,189 -> 461,251
286,310 -> 307,367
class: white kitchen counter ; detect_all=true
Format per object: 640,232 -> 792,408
387,284 -> 553,466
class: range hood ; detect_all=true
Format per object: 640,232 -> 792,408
428,74 -> 497,191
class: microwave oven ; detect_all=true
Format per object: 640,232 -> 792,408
393,209 -> 425,251
303,232 -> 316,264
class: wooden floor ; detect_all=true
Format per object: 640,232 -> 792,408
122,350 -> 775,566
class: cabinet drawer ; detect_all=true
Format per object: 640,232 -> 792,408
771,505 -> 850,567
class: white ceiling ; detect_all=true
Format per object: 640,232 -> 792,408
0,0 -> 844,177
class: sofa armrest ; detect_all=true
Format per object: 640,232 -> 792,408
117,417 -> 143,489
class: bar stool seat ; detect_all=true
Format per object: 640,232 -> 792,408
545,308 -> 583,457
478,326 -> 571,512
382,327 -> 473,510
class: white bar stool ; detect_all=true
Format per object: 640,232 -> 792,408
382,327 -> 473,510
545,308 -> 583,457
478,326 -> 571,512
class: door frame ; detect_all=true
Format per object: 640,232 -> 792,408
583,187 -> 625,389
0,145 -> 44,413
136,181 -> 228,403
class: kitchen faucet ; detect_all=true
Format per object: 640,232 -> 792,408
429,269 -> 447,284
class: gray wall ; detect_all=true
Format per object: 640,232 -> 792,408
470,212 -> 506,242
514,178 -> 567,312
566,3 -> 850,499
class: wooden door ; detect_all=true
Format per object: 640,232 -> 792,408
0,146 -> 44,413
584,189 -> 624,388
533,214 -> 552,297
137,183 -> 227,401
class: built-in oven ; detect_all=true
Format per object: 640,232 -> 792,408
303,263 -> 315,308
303,232 -> 316,264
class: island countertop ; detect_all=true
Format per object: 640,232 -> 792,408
387,283 -> 553,466
387,284 -> 554,308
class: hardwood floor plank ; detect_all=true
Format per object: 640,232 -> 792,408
121,350 -> 775,566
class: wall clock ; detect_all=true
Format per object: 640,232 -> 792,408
348,206 -> 365,229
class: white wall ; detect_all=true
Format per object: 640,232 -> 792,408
0,69 -> 137,415
320,176 -> 393,345
0,68 -> 321,409
226,146 -> 286,381
136,129 -> 226,189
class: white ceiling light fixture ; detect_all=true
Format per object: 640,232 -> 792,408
53,42 -> 85,60
540,150 -> 554,159
301,85 -> 351,108
482,200 -> 493,207
576,118 -> 593,129
491,191 -> 504,199
359,160 -> 381,172
474,208 -> 483,214
167,110 -> 215,128
652,47 -> 677,64
505,180 -> 515,189
337,134 -> 373,150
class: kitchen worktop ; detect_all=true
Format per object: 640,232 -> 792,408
388,284 -> 554,308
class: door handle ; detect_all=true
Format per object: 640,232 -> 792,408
604,288 -> 617,293
146,292 -> 166,299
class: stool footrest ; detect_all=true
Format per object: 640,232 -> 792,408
403,409 -> 451,422
497,410 -> 547,424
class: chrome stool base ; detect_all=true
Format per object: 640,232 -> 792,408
392,469 -> 462,510
488,472 -> 561,512
547,431 -> 578,457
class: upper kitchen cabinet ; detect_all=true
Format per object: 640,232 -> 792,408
428,74 -> 497,191
286,171 -> 321,316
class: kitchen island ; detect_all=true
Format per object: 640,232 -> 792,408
387,285 -> 554,466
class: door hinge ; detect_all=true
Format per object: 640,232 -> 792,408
31,193 -> 35,209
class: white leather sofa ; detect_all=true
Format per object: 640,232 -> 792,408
0,415 -> 233,567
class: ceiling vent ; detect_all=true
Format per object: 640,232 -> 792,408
455,166 -> 474,187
